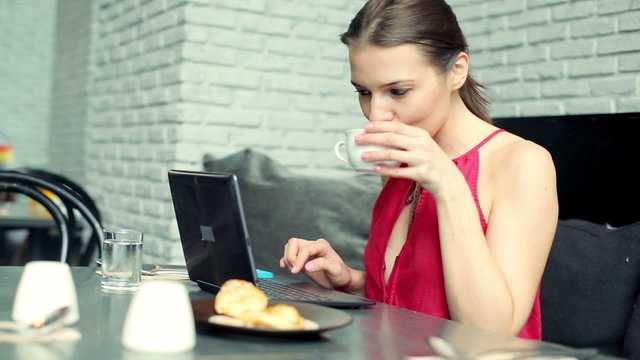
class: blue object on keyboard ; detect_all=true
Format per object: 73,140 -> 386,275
256,269 -> 274,279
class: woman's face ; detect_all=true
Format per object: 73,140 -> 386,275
348,44 -> 458,135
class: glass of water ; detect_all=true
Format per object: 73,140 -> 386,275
101,228 -> 143,293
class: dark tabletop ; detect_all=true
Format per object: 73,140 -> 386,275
0,266 -> 615,360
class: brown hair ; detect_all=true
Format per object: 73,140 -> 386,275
340,0 -> 491,123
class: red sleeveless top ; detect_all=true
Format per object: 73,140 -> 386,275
363,129 -> 542,340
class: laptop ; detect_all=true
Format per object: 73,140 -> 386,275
167,169 -> 376,308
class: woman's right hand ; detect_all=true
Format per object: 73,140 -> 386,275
279,237 -> 355,291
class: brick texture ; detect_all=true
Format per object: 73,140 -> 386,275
83,0 -> 365,262
454,0 -> 640,116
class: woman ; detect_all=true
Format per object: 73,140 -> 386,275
280,0 -> 558,340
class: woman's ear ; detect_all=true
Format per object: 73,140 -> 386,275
450,52 -> 469,91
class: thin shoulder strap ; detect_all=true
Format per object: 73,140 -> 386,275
469,129 -> 506,153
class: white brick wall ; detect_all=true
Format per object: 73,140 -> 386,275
85,0 -> 186,262
175,0 -> 365,178
0,0 -> 56,169
451,0 -> 640,116
82,0 -> 364,263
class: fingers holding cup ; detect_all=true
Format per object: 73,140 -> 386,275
334,128 -> 399,173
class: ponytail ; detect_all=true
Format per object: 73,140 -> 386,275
459,74 -> 491,123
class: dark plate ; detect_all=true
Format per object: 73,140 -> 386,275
191,298 -> 353,337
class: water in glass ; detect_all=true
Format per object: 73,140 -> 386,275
101,233 -> 143,292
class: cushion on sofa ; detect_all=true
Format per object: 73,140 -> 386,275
542,219 -> 640,355
202,149 -> 380,279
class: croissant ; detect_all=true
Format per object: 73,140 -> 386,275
213,279 -> 305,330
214,279 -> 268,318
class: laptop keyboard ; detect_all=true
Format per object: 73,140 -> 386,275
257,279 -> 331,301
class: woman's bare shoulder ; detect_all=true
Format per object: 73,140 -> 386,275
490,131 -> 556,188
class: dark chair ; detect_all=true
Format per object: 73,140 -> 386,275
0,170 -> 103,265
19,168 -> 103,265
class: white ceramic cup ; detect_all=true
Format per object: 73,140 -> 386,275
121,281 -> 196,353
334,128 -> 399,173
12,261 -> 80,326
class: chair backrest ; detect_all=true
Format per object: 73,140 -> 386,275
0,170 -> 103,265
19,168 -> 101,223
19,168 -> 104,265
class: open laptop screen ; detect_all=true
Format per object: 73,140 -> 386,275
168,170 -> 257,290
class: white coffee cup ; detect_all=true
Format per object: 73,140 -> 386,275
334,128 -> 399,173
121,281 -> 196,353
12,261 -> 80,326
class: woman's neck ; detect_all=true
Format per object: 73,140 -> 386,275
433,94 -> 493,159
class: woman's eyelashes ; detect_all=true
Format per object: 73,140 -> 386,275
390,88 -> 410,96
354,88 -> 410,97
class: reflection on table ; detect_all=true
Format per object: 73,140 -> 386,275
0,266 -> 619,360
